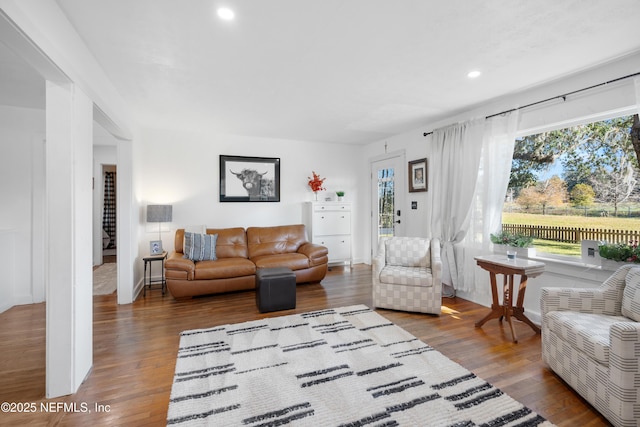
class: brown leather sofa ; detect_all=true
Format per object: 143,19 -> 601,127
165,224 -> 329,298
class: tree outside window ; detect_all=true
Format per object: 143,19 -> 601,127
503,114 -> 640,257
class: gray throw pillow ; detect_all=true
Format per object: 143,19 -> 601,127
183,232 -> 218,261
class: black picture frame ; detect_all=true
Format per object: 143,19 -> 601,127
408,158 -> 427,192
220,155 -> 281,202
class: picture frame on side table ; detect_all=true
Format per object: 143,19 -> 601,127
220,155 -> 281,202
408,158 -> 428,192
150,240 -> 163,255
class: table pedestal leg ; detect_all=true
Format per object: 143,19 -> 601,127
514,274 -> 541,334
475,272 -> 540,343
143,260 -> 147,297
503,273 -> 517,343
475,272 -> 502,327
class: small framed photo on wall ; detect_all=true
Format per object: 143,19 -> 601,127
408,158 -> 427,192
150,240 -> 163,255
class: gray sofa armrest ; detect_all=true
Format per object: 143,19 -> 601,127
541,265 -> 634,317
540,287 -> 611,316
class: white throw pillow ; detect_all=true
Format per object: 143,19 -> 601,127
622,267 -> 640,322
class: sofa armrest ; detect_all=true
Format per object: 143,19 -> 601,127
540,286 -> 616,316
609,322 -> 640,403
165,252 -> 195,280
298,243 -> 328,267
541,265 -> 632,317
430,238 -> 442,288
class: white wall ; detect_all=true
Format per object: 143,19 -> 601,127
134,127 -> 367,291
0,105 -> 45,312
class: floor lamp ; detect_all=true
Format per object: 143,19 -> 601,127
146,204 -> 172,255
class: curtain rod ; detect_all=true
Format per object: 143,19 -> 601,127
422,71 -> 640,137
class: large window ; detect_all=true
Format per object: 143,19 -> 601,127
502,114 -> 640,258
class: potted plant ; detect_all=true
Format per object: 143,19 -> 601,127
490,231 -> 536,258
336,191 -> 345,201
307,171 -> 326,201
598,240 -> 640,270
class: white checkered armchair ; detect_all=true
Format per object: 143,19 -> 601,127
541,265 -> 640,427
372,236 -> 442,315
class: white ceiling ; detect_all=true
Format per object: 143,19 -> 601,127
4,1 -> 640,144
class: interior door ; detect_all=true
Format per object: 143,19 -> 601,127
371,152 -> 405,257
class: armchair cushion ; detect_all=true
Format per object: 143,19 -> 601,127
385,236 -> 430,268
621,267 -> 640,321
379,265 -> 434,287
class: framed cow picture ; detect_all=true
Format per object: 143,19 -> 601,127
219,155 -> 281,202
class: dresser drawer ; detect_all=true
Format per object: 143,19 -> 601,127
313,211 -> 350,236
313,235 -> 351,262
313,203 -> 350,212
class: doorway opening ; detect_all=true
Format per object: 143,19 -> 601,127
101,165 -> 116,264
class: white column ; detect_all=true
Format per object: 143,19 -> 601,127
117,138 -> 135,304
45,81 -> 93,398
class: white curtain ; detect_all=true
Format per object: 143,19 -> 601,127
461,112 -> 520,292
429,119 -> 484,295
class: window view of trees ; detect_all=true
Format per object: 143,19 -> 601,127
378,168 -> 395,238
502,114 -> 640,257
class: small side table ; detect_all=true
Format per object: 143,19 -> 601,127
143,251 -> 167,296
474,255 -> 545,343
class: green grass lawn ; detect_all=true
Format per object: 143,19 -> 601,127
503,212 -> 640,231
532,239 -> 580,257
503,212 -> 640,257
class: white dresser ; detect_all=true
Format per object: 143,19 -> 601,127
303,202 -> 352,266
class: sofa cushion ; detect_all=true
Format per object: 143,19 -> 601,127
385,237 -> 430,268
379,266 -> 433,287
622,267 -> 640,322
252,253 -> 310,271
247,224 -> 307,258
194,258 -> 256,280
183,232 -> 218,261
206,227 -> 249,259
545,311 -> 629,365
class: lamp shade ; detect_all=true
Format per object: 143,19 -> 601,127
146,205 -> 172,223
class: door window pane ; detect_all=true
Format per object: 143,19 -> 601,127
378,168 -> 395,239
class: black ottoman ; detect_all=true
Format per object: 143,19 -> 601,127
256,267 -> 296,313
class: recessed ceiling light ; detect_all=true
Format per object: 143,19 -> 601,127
467,70 -> 481,79
217,7 -> 235,20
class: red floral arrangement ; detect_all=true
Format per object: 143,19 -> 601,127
307,171 -> 326,193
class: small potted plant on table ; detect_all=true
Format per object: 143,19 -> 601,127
490,231 -> 536,258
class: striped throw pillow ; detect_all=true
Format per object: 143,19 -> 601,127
183,232 -> 218,261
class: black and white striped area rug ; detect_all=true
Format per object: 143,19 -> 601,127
167,305 -> 555,426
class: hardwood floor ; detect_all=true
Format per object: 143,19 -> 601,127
0,264 -> 611,426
